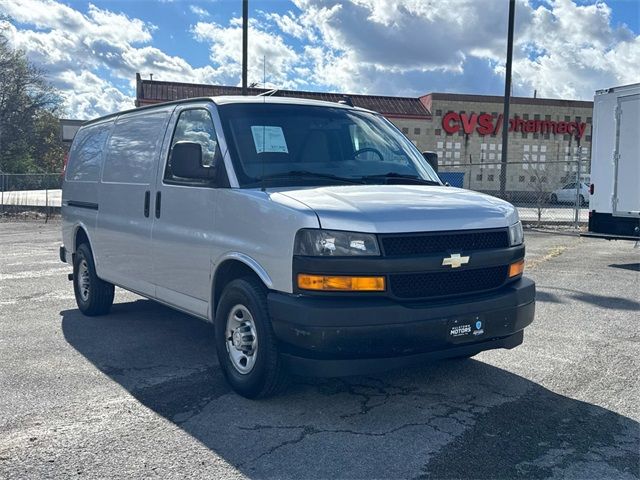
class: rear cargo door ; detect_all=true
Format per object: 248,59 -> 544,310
614,94 -> 640,217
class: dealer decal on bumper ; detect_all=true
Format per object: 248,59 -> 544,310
448,317 -> 484,341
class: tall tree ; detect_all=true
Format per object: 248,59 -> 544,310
0,23 -> 65,173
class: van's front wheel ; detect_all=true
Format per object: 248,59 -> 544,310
73,243 -> 114,316
215,277 -> 288,398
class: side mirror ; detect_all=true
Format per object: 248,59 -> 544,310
422,151 -> 438,174
171,141 -> 215,180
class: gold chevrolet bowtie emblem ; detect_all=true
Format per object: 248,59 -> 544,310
442,253 -> 470,268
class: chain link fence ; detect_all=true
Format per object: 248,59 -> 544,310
0,173 -> 63,219
438,148 -> 590,227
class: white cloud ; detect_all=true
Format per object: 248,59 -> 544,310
0,0 -> 308,117
255,0 -> 529,95
510,0 -> 640,98
189,5 -> 210,19
0,0 -> 222,118
193,19 -> 301,88
271,0 -> 639,99
1,1 -> 154,46
0,0 -> 637,119
265,11 -> 309,40
57,70 -> 135,119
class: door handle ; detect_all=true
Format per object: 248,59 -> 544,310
144,191 -> 150,217
155,191 -> 162,219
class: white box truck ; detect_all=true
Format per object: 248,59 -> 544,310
588,83 -> 640,239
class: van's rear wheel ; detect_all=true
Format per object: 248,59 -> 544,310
215,277 -> 288,399
73,243 -> 114,316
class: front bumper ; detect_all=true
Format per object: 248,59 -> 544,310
268,277 -> 535,376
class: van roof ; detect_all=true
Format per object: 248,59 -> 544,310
82,95 -> 374,127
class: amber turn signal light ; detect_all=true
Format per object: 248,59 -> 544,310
509,259 -> 525,278
297,274 -> 385,292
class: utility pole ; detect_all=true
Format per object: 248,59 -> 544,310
242,0 -> 248,95
574,136 -> 582,228
499,0 -> 516,198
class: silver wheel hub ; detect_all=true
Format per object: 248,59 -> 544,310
232,330 -> 244,348
78,259 -> 90,302
225,304 -> 258,374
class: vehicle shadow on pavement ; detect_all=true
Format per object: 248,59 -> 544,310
61,300 -> 640,479
608,263 -> 640,272
536,285 -> 640,311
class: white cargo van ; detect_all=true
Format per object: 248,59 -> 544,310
60,97 -> 535,398
588,83 -> 640,238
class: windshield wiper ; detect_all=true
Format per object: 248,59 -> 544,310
359,172 -> 441,185
250,170 -> 365,186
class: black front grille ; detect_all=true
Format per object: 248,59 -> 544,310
389,265 -> 509,299
381,229 -> 509,257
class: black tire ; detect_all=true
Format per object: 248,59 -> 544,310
215,277 -> 288,399
579,195 -> 586,206
73,243 -> 115,316
550,194 -> 558,204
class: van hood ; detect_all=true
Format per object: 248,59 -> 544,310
272,185 -> 518,233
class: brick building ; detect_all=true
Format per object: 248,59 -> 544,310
420,93 -> 593,194
135,74 -> 593,194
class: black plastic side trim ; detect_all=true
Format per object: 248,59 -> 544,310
67,200 -> 99,210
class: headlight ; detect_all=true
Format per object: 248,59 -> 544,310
294,229 -> 380,256
509,221 -> 524,246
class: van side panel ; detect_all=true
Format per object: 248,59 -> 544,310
94,107 -> 174,296
61,121 -> 113,261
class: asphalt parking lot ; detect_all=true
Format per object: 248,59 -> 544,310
1,220 -> 638,479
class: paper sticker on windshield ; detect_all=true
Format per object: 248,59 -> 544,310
251,126 -> 289,154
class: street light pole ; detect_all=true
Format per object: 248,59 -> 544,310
241,0 -> 248,95
500,0 -> 516,198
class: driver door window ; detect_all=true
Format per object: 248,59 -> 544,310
165,109 -> 221,185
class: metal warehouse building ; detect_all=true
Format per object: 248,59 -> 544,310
135,73 -> 593,196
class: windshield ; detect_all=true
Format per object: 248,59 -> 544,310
217,103 -> 441,188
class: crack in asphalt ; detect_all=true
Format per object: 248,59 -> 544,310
295,376 -> 424,419
232,377 -> 524,469
237,420 -> 453,468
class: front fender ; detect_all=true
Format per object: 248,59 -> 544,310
213,251 -> 274,289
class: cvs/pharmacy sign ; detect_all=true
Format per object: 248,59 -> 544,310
442,112 -> 587,139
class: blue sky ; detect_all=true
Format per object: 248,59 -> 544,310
1,0 -> 638,119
